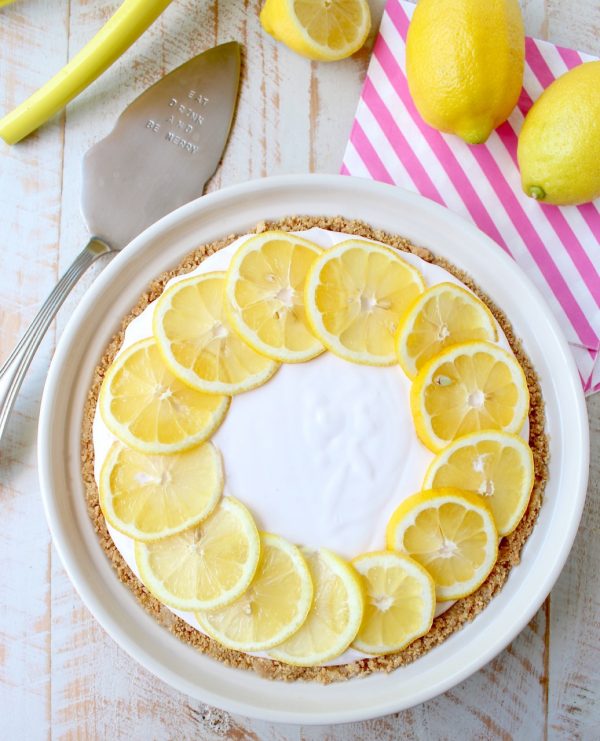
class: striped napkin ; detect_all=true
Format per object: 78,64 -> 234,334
342,0 -> 600,395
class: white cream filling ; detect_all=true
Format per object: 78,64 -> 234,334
93,227 -> 526,667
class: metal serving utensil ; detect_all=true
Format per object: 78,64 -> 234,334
0,41 -> 241,444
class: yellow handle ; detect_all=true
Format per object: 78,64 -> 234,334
0,0 -> 175,144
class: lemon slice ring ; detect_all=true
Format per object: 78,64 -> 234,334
96,233 -> 536,666
270,547 -> 365,666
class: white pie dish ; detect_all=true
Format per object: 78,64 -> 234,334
38,174 -> 589,724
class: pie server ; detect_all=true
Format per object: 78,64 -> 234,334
0,41 -> 241,445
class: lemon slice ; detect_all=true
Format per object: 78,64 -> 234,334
351,551 -> 435,655
386,489 -> 498,601
423,431 -> 534,537
396,282 -> 498,378
270,548 -> 364,666
99,338 -> 230,454
99,440 -> 223,541
304,240 -> 425,365
411,340 -> 529,452
153,272 -> 279,395
260,0 -> 371,62
135,496 -> 260,611
196,532 -> 313,652
225,231 -> 324,363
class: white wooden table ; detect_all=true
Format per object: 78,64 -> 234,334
1,1 -> 598,738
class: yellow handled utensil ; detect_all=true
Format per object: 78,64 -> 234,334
0,0 -> 174,144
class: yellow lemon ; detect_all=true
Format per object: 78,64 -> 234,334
197,532 -> 313,652
99,440 -> 223,541
351,551 -> 435,655
260,0 -> 371,62
411,341 -> 529,452
270,548 -> 364,666
423,430 -> 534,537
518,61 -> 600,205
153,272 -> 279,396
386,489 -> 498,601
406,0 -> 524,144
98,338 -> 230,454
135,496 -> 260,611
225,231 -> 324,363
304,239 -> 425,365
396,282 -> 497,379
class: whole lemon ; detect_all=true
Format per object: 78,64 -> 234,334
406,0 -> 524,144
518,62 -> 600,206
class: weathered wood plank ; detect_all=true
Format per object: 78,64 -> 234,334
211,0 -> 312,185
0,1 -> 69,739
547,393 -> 600,740
546,0 -> 600,55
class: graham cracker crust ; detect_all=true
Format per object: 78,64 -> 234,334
80,215 -> 549,683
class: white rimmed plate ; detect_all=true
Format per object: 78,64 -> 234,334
38,174 -> 589,724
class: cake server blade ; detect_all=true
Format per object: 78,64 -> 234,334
0,42 -> 241,445
82,41 -> 241,248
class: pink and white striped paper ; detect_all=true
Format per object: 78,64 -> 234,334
342,0 -> 600,395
